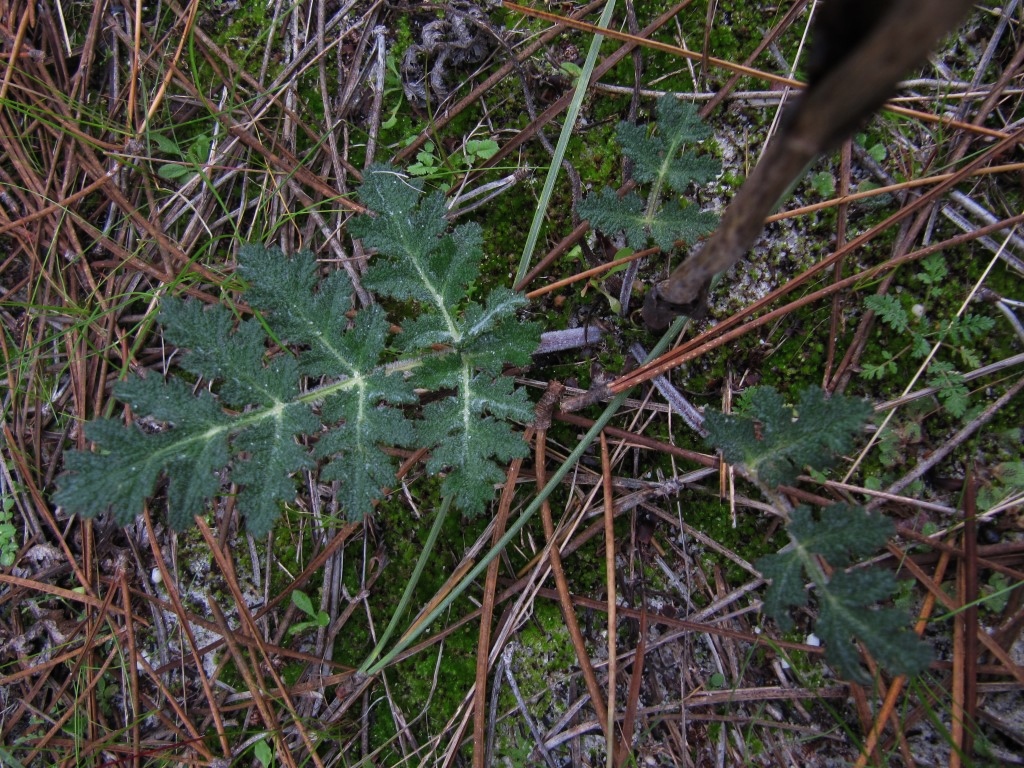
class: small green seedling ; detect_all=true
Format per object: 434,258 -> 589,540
856,132 -> 887,163
407,138 -> 500,187
253,737 -> 275,767
287,590 -> 330,636
151,131 -> 212,183
810,171 -> 835,197
861,253 -> 995,416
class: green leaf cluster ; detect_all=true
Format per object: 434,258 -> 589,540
0,489 -> 18,568
705,386 -> 931,683
56,165 -> 540,536
151,131 -> 212,183
578,96 -> 720,251
407,138 -> 499,187
288,589 -> 331,636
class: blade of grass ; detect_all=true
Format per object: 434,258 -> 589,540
601,430 -> 618,766
514,0 -> 617,288
359,495 -> 453,673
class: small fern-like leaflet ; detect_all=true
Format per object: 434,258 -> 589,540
56,165 -> 540,534
578,95 -> 720,251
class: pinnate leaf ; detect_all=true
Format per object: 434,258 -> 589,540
578,95 -> 719,251
579,189 -> 717,252
817,570 -> 932,683
57,247 -> 405,535
58,165 -> 539,536
946,313 -> 994,345
352,166 -> 482,316
706,389 -> 930,682
928,361 -> 970,417
231,412 -> 318,537
757,505 -> 893,629
617,98 -> 720,191
417,372 -> 533,515
350,165 -> 539,513
865,294 -> 909,333
54,377 -> 235,531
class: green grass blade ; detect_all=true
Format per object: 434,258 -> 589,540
514,0 -> 618,287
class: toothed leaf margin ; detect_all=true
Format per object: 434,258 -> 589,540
58,167 -> 540,535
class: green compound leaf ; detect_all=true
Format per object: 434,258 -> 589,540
704,385 -> 872,488
318,404 -> 415,517
757,505 -> 893,629
348,166 -> 451,271
756,505 -> 931,683
706,389 -> 930,683
927,361 -> 970,417
58,166 -> 539,535
235,243 -> 365,375
865,294 -> 910,333
57,247 -> 406,535
757,549 -> 808,625
352,166 -> 481,318
409,354 -> 535,514
578,188 -> 718,253
417,377 -> 533,514
316,355 -> 418,520
54,378 -> 236,532
231,412 -> 319,537
55,294 -> 324,536
917,253 -> 948,286
578,95 -> 719,252
351,165 -> 540,516
617,98 -> 720,192
945,313 -> 995,346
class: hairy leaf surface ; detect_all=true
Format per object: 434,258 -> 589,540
617,98 -> 720,191
817,570 -> 932,683
705,386 -> 871,488
58,167 -> 539,535
706,389 -> 929,683
578,95 -> 719,252
755,504 -> 929,682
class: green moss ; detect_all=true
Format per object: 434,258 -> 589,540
317,489 -> 496,753
494,601 -> 577,760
